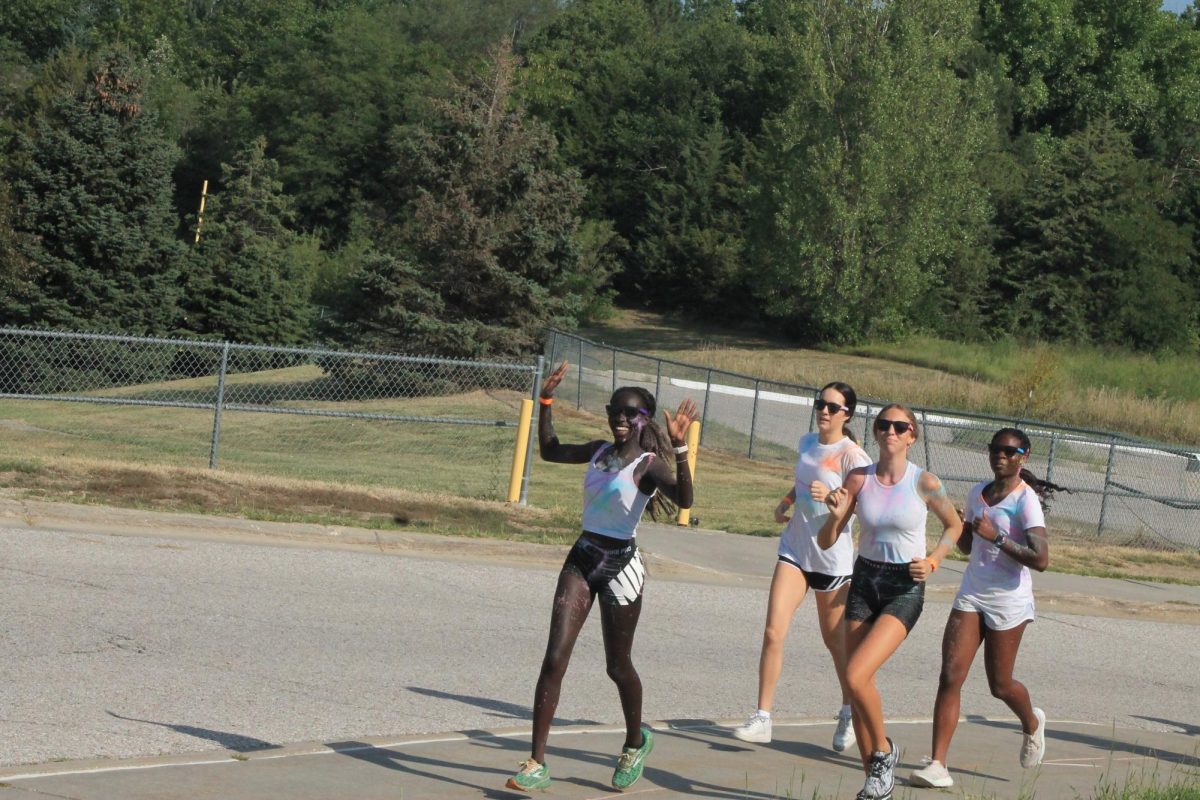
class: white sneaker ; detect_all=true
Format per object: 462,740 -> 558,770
1020,707 -> 1046,768
733,712 -> 772,743
910,757 -> 953,788
832,708 -> 855,752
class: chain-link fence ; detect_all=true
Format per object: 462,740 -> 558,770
546,329 -> 1200,550
0,328 -> 543,500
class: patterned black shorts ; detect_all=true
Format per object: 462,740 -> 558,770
562,532 -> 645,606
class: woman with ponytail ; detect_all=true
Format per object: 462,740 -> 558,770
734,382 -> 871,753
507,361 -> 697,794
911,427 -> 1063,789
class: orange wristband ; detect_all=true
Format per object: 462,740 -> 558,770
539,396 -> 553,406
780,496 -> 794,507
928,556 -> 940,572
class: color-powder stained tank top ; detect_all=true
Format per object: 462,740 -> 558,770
581,445 -> 655,541
855,461 -> 928,564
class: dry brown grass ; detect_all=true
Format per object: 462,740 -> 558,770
0,456 -> 580,544
581,311 -> 1200,444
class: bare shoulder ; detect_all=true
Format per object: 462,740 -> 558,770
918,470 -> 947,499
843,466 -> 869,492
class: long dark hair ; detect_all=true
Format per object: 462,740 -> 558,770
993,427 -> 1068,512
820,381 -> 858,443
613,385 -> 678,521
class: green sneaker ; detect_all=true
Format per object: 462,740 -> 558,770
612,725 -> 654,791
506,758 -> 551,792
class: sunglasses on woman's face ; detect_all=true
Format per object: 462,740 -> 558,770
988,444 -> 1027,458
606,404 -> 648,420
814,399 -> 848,414
874,418 -> 913,434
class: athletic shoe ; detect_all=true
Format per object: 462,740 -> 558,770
506,758 -> 551,792
612,725 -> 654,790
910,757 -> 954,788
860,737 -> 897,800
733,712 -> 772,743
832,707 -> 855,752
1020,707 -> 1046,768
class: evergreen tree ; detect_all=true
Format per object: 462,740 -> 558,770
336,38 -> 590,357
184,137 -> 316,344
992,120 -> 1195,350
3,50 -> 183,333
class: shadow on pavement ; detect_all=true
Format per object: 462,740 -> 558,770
105,711 -> 280,753
327,740 -> 529,799
971,717 -> 1200,767
405,685 -> 600,727
1131,716 -> 1200,737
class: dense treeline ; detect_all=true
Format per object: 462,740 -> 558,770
0,0 -> 1197,357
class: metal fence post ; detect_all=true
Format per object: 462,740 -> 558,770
519,356 -> 544,506
654,358 -> 662,404
208,342 -> 230,469
1098,438 -> 1116,536
921,410 -> 931,470
611,349 -> 618,395
576,336 -> 583,410
700,368 -> 712,447
1046,432 -> 1058,485
748,380 -> 760,459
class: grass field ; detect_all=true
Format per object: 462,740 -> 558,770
1,324 -> 1198,583
580,311 -> 1200,446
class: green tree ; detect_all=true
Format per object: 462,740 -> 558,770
2,50 -> 183,333
742,0 -> 996,341
184,138 -> 316,344
991,120 -> 1195,350
522,0 -> 756,310
332,38 -> 591,356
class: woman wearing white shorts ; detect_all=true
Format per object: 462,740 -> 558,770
911,427 -> 1063,789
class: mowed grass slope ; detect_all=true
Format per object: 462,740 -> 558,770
581,311 -> 1200,446
2,342 -> 1198,583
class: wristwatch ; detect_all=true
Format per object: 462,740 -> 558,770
992,531 -> 1009,549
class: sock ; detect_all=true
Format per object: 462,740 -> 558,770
840,704 -> 852,717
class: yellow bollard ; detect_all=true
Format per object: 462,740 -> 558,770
507,398 -> 534,503
676,420 -> 701,526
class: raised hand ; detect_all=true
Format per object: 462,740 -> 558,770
809,480 -> 831,503
825,486 -> 852,519
663,398 -> 699,445
540,360 -> 569,399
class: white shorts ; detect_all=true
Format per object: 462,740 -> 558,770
952,592 -> 1034,631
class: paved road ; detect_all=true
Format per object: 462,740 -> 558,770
1,503 -> 1197,781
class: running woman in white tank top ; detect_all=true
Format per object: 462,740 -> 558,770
507,361 -> 697,795
911,427 -> 1061,790
818,404 -> 962,800
733,382 -> 870,753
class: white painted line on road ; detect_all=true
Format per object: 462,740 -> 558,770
0,717 -> 1123,782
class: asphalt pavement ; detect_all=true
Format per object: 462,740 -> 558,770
0,499 -> 1197,799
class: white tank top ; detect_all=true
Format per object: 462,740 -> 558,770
581,445 -> 655,540
855,462 -> 927,563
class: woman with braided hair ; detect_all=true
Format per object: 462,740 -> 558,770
910,427 -> 1064,789
507,361 -> 697,794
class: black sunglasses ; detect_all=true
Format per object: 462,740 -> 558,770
874,418 -> 913,434
814,399 -> 849,414
988,444 -> 1027,458
606,404 -> 648,419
